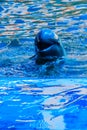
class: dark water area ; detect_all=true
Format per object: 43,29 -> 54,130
0,0 -> 87,130
0,0 -> 87,78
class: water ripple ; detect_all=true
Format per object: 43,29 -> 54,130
0,78 -> 87,129
0,0 -> 87,78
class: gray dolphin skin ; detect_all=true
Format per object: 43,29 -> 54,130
35,28 -> 65,64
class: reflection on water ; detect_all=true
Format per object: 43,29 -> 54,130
0,78 -> 87,129
0,0 -> 87,78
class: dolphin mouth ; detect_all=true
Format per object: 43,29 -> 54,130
37,44 -> 63,58
36,44 -> 65,64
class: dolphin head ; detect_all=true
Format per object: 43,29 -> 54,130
35,28 -> 65,64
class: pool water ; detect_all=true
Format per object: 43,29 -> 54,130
0,0 -> 87,78
0,0 -> 87,130
0,78 -> 87,130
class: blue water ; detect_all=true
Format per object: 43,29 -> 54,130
0,0 -> 87,78
0,78 -> 87,130
0,0 -> 87,129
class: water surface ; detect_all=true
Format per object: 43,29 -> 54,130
0,78 -> 87,130
0,1 -> 87,129
0,0 -> 87,78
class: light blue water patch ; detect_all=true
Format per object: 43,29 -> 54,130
0,25 -> 5,29
0,6 -> 4,12
28,5 -> 42,12
57,21 -> 69,25
79,14 -> 87,20
65,26 -> 79,32
0,78 -> 87,130
15,19 -> 25,24
76,4 -> 87,9
0,42 -> 7,49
